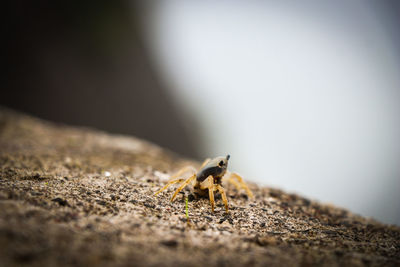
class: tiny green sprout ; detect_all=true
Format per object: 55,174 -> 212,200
45,182 -> 48,186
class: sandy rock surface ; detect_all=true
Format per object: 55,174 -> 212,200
0,108 -> 399,267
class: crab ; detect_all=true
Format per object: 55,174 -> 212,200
154,155 -> 253,212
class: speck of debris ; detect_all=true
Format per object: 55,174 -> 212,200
51,198 -> 69,206
96,200 -> 107,206
143,203 -> 155,209
188,193 -> 196,201
160,240 -> 178,247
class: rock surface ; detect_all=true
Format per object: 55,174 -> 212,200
0,108 -> 399,267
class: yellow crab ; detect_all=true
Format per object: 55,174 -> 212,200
155,155 -> 253,212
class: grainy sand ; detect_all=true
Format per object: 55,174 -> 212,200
0,108 -> 399,266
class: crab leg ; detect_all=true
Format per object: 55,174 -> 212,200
227,177 -> 241,191
200,175 -> 215,212
154,178 -> 185,196
216,184 -> 228,212
170,174 -> 196,202
200,158 -> 211,169
224,171 -> 254,198
168,166 -> 197,180
154,165 -> 196,196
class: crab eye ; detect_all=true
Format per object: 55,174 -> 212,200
218,160 -> 224,167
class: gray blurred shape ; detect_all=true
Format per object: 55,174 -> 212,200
2,0 -> 198,159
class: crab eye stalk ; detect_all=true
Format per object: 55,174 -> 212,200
226,155 -> 230,160
218,160 -> 224,167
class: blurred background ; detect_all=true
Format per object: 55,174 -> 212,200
2,1 -> 400,225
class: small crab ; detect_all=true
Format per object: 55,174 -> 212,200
154,155 -> 253,212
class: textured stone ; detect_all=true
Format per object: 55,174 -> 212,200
0,107 -> 399,267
